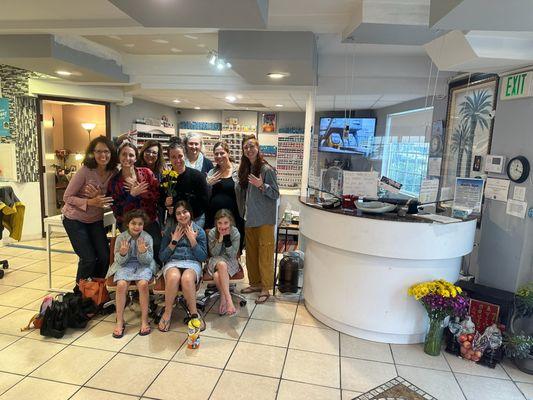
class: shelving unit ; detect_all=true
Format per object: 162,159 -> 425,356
221,124 -> 257,162
276,131 -> 305,189
179,128 -> 221,160
132,123 -> 176,164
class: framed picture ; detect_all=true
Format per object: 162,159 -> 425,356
261,113 -> 276,133
440,74 -> 499,194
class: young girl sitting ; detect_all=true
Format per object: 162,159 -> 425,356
158,200 -> 208,332
106,209 -> 157,338
207,209 -> 241,316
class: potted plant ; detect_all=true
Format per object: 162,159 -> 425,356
408,279 -> 469,356
507,282 -> 533,374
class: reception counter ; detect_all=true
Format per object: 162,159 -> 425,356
299,200 -> 476,344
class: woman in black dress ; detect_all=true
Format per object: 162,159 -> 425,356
206,141 -> 244,250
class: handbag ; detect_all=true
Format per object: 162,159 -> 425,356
21,295 -> 53,332
78,278 -> 109,307
40,298 -> 69,338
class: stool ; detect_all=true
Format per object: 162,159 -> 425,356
197,265 -> 247,310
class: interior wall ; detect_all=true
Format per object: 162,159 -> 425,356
110,98 -> 179,137
62,104 -> 106,154
477,83 -> 533,292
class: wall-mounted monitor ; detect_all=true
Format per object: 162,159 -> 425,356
318,117 -> 376,155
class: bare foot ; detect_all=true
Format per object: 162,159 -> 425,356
218,301 -> 227,316
226,301 -> 236,316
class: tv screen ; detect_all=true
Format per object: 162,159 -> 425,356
318,117 -> 376,154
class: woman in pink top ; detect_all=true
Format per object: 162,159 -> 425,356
62,136 -> 118,282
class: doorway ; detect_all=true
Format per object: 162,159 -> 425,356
38,97 -> 110,223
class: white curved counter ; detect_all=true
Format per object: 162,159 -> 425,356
300,202 -> 476,344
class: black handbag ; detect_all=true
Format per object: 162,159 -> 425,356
40,298 -> 69,338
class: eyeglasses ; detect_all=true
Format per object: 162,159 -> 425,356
94,150 -> 111,155
145,150 -> 159,156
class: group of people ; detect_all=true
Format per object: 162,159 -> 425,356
61,132 -> 279,337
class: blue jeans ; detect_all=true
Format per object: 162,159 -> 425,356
62,217 -> 109,282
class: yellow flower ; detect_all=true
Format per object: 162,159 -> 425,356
169,170 -> 179,178
161,182 -> 168,188
162,169 -> 170,176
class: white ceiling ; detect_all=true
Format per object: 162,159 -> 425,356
0,0 -> 530,112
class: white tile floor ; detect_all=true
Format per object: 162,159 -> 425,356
0,239 -> 530,400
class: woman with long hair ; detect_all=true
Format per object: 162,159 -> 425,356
183,132 -> 213,175
107,142 -> 161,260
62,136 -> 117,282
136,140 -> 165,181
163,140 -> 209,228
236,135 -> 279,304
205,141 -> 244,249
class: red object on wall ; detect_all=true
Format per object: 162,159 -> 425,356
469,299 -> 500,334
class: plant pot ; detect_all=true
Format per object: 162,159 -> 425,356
509,313 -> 533,374
424,317 -> 445,356
513,354 -> 533,374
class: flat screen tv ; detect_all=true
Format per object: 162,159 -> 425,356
318,117 -> 376,154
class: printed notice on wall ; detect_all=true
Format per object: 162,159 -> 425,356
343,171 -> 378,197
419,179 -> 439,203
513,186 -> 526,202
484,178 -> 510,202
453,178 -> 485,213
506,199 -> 527,219
428,157 -> 442,177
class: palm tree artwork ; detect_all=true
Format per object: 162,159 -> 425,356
449,119 -> 470,177
458,90 -> 493,177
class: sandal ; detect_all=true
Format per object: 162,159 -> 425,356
241,286 -> 262,294
139,325 -> 151,336
255,294 -> 270,304
158,318 -> 171,332
112,323 -> 125,339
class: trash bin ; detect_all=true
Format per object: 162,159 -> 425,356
277,252 -> 303,293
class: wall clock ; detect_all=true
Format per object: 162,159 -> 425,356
506,156 -> 530,183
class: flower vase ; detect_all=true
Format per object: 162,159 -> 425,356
424,317 -> 445,356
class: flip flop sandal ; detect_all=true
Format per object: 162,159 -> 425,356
158,318 -> 171,332
139,326 -> 151,336
112,324 -> 126,339
241,286 -> 262,294
255,294 -> 270,304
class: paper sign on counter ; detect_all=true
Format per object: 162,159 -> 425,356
513,186 -> 526,201
454,178 -> 485,213
419,179 -> 439,203
484,178 -> 510,201
342,171 -> 378,197
506,199 -> 528,219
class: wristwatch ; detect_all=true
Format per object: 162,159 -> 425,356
171,240 -> 178,246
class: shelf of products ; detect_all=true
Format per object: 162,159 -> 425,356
221,124 -> 257,162
276,132 -> 305,188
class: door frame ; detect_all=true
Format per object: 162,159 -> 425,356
36,96 -> 111,237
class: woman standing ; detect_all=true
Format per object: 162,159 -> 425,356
62,136 -> 117,282
236,135 -> 279,304
206,141 -> 244,249
183,132 -> 213,175
108,142 -> 161,258
136,140 -> 165,181
163,141 -> 209,228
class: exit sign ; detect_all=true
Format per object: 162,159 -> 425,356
501,72 -> 532,100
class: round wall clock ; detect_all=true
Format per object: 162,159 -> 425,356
506,156 -> 530,183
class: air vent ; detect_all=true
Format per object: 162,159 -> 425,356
230,102 -> 267,108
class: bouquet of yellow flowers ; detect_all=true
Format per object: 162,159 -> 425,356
161,169 -> 179,197
409,279 -> 469,356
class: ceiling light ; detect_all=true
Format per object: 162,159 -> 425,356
108,35 -> 121,40
152,39 -> 169,44
56,70 -> 72,76
216,60 -> 225,70
207,50 -> 232,71
267,72 -> 289,79
275,104 -> 284,107
184,34 -> 198,40
124,43 -> 135,48
197,44 -> 206,48
225,95 -> 237,102
226,62 -> 232,68
209,54 -> 216,65
170,48 -> 183,53
173,99 -> 181,103
194,106 -> 201,110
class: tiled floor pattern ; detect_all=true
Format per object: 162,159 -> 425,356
0,240 -> 531,400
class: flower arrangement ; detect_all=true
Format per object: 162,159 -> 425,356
160,169 -> 179,197
408,279 -> 469,356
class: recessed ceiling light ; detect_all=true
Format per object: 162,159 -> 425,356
124,43 -> 135,48
197,43 -> 206,48
170,48 -> 183,53
225,95 -> 237,102
275,104 -> 284,107
184,34 -> 198,40
173,99 -> 181,103
267,72 -> 289,79
194,106 -> 201,110
152,39 -> 169,44
56,70 -> 72,76
108,35 -> 121,40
